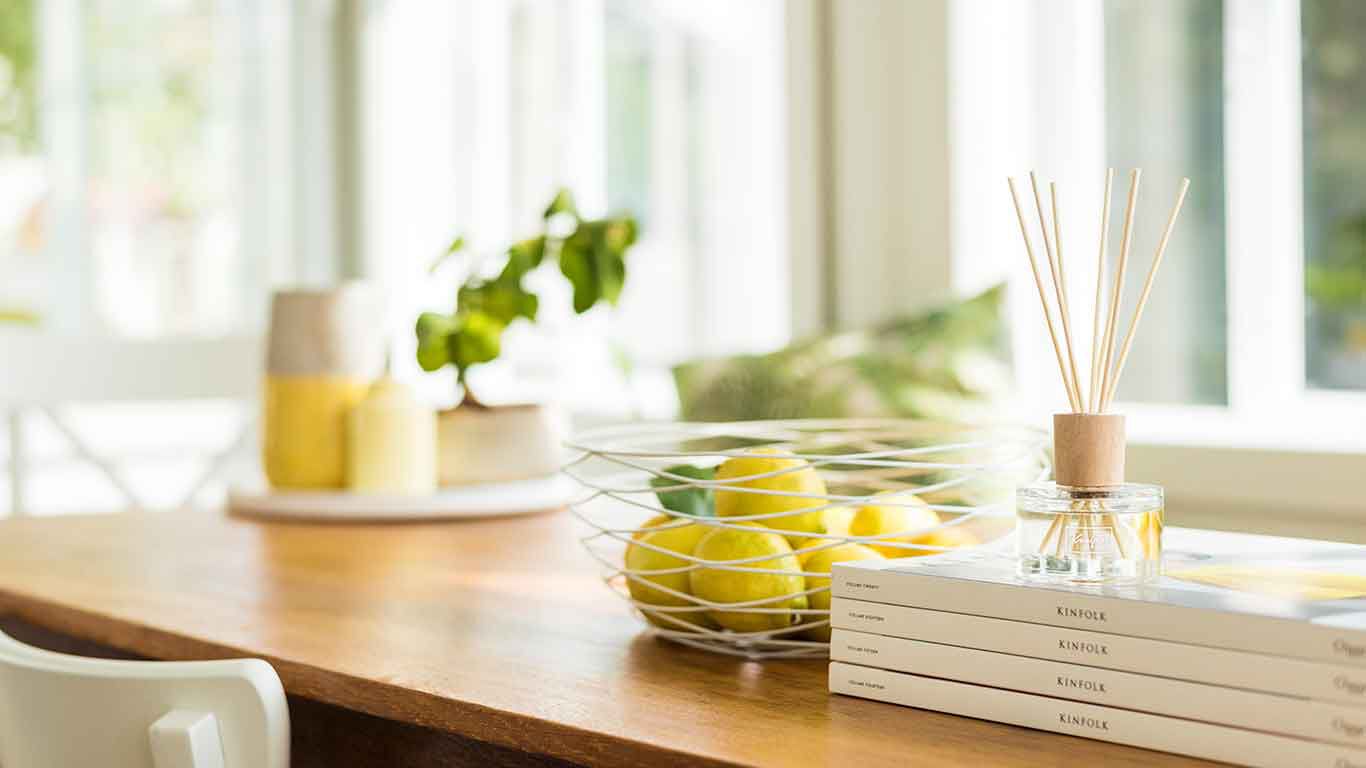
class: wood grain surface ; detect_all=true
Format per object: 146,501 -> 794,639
0,510 -> 1220,767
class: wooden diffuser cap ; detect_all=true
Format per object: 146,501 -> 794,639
1053,413 -> 1125,488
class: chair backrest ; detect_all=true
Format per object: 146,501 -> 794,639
0,331 -> 260,405
0,629 -> 288,768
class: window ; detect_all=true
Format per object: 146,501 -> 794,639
1103,0 -> 1226,406
0,0 -> 297,335
1303,0 -> 1366,391
361,0 -> 788,418
86,0 -> 245,334
951,0 -> 1366,453
7,0 -> 1359,518
3,0 -> 794,514
0,0 -> 305,515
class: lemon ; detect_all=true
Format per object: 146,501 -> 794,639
624,515 -> 713,629
849,491 -> 941,557
690,523 -> 808,633
714,448 -> 837,544
914,522 -> 979,554
799,542 -> 884,641
823,505 -> 855,536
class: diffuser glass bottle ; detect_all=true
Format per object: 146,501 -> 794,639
1005,167 -> 1188,585
1016,414 -> 1163,584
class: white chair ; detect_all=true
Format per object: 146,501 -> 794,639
0,628 -> 289,768
0,331 -> 261,516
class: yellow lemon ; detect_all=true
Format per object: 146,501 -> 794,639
914,522 -> 979,554
714,448 -> 836,544
793,537 -> 828,566
690,523 -> 808,633
624,515 -> 714,629
849,491 -> 941,557
799,542 -> 884,642
823,505 -> 855,537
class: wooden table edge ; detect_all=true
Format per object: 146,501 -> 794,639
0,588 -> 750,768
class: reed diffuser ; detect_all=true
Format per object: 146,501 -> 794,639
1009,169 -> 1190,584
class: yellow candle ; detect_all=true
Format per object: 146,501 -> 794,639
346,377 -> 436,494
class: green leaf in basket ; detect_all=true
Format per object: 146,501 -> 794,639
650,464 -> 716,518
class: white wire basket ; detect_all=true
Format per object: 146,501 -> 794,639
566,419 -> 1048,660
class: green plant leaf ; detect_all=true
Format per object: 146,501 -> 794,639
591,223 -> 627,305
458,268 -> 538,326
415,312 -> 458,371
543,188 -> 578,219
448,311 -> 504,370
650,464 -> 716,518
556,217 -> 635,313
428,235 -> 466,274
605,217 -> 637,252
415,190 -> 638,386
558,234 -> 600,313
507,236 -> 546,273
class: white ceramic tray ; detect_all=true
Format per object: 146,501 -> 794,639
228,474 -> 576,522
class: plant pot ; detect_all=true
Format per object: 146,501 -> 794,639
436,403 -> 563,486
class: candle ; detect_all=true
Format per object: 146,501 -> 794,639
346,376 -> 436,494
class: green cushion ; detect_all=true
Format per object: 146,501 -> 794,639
672,285 -> 1011,422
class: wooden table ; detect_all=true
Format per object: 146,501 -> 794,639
0,510 -> 1218,767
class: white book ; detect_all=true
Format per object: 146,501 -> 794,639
831,627 -> 1366,746
833,527 -> 1366,667
831,596 -> 1366,707
829,662 -> 1366,768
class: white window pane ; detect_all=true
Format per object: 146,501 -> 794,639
1303,0 -> 1366,390
1103,0 -> 1227,405
85,0 -> 243,336
1,0 -> 290,339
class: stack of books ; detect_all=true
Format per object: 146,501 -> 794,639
828,527 -> 1366,768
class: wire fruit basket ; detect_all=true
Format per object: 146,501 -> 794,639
566,419 -> 1047,660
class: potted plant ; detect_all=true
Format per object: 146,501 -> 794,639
416,190 -> 638,485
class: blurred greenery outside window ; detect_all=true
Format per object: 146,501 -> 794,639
1304,0 -> 1366,390
0,0 -> 36,152
1085,0 -> 1366,401
0,0 -> 40,325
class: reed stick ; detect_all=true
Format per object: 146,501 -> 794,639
1088,169 -> 1115,413
1041,512 -> 1064,556
1030,173 -> 1082,409
1110,501 -> 1128,559
1099,169 -> 1141,406
1048,181 -> 1086,413
1101,178 -> 1191,411
1008,178 -> 1080,412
